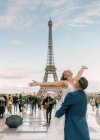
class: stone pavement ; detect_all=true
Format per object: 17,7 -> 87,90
0,105 -> 100,140
0,107 -> 51,140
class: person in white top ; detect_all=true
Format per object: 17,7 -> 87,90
29,66 -> 88,140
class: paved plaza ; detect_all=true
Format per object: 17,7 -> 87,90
0,105 -> 100,140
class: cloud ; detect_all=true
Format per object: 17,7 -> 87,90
45,0 -> 100,29
87,80 -> 100,92
42,0 -> 66,7
0,66 -> 42,93
86,2 -> 100,17
0,0 -> 100,30
0,15 -> 16,27
0,0 -> 40,30
11,39 -> 25,45
0,67 -> 44,79
69,17 -> 94,27
0,70 -> 27,79
67,1 -> 100,28
0,68 -> 28,79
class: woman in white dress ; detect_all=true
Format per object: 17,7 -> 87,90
29,66 -> 88,140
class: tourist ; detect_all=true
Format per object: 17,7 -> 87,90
42,94 -> 54,124
7,95 -> 13,115
13,94 -> 19,113
0,97 -> 5,118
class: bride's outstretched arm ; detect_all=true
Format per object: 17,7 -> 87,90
29,80 -> 68,87
74,66 -> 88,81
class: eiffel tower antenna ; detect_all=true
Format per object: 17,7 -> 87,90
37,19 -> 62,96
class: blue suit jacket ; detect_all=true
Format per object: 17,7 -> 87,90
55,90 -> 90,140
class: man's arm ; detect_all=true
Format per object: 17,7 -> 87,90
55,93 -> 74,118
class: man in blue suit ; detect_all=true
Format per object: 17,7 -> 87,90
55,77 -> 90,140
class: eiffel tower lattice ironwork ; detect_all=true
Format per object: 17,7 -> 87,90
37,19 -> 62,96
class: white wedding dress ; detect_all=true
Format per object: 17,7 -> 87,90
44,82 -> 76,140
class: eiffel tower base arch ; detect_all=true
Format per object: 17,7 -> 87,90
37,86 -> 63,97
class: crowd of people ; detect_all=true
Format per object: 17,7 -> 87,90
0,93 -> 56,122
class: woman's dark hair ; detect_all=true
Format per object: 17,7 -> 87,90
60,72 -> 67,80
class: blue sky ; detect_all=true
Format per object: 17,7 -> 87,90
0,0 -> 100,93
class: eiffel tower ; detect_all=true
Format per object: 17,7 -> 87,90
37,18 -> 62,96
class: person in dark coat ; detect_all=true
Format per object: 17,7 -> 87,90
0,97 -> 5,118
43,94 -> 54,124
18,94 -> 23,112
55,77 -> 90,140
13,94 -> 18,113
31,95 -> 37,114
37,97 -> 42,110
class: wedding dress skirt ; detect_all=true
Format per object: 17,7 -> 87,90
44,102 -> 65,140
44,83 -> 75,140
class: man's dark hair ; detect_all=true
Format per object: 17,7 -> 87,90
79,77 -> 88,90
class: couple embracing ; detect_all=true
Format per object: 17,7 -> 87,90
29,66 -> 90,140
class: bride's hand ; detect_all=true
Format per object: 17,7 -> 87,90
82,65 -> 88,69
29,80 -> 38,87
